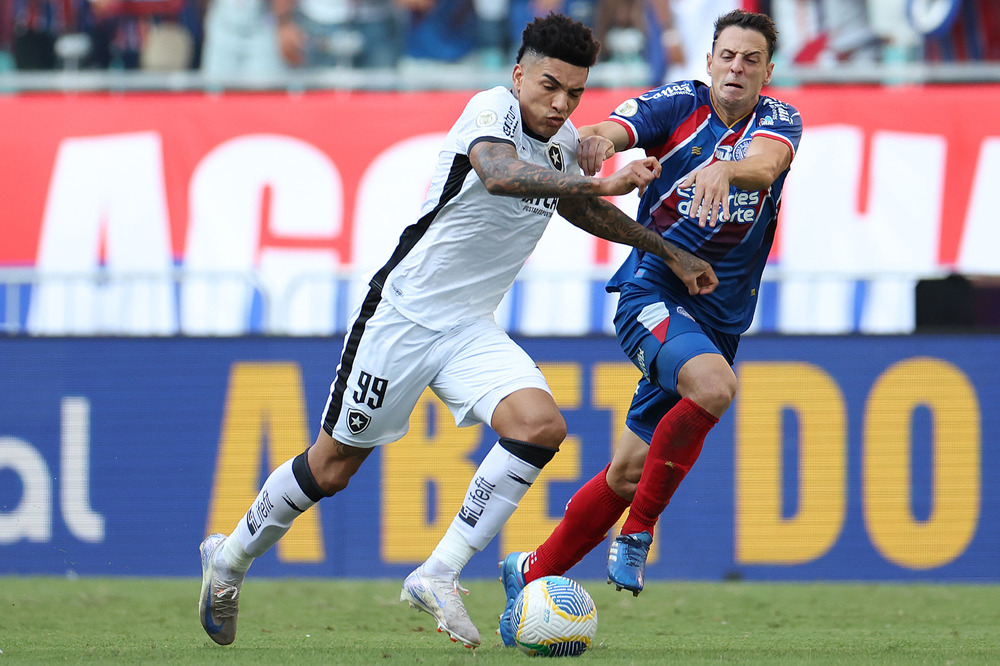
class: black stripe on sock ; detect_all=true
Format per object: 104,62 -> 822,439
499,437 -> 557,469
292,450 -> 326,502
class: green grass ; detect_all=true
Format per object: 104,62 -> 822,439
1,577 -> 998,664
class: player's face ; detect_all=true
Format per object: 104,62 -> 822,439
706,26 -> 774,124
512,56 -> 588,140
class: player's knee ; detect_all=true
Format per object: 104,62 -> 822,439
526,411 -> 566,449
607,448 -> 642,501
605,465 -> 637,502
679,366 -> 737,417
306,437 -> 368,496
505,409 -> 565,449
311,466 -> 352,496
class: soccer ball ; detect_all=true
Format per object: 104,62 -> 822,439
508,575 -> 598,657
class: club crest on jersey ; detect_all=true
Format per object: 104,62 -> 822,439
547,143 -> 564,171
733,138 -> 752,161
346,408 -> 371,435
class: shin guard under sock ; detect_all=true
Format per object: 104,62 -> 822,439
622,398 -> 718,537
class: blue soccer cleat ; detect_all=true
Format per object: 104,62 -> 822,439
607,531 -> 652,596
198,533 -> 246,645
497,552 -> 527,646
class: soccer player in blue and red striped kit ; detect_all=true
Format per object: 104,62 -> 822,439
499,8 -> 803,644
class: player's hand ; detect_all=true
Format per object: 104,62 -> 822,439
601,157 -> 661,197
577,135 -> 615,176
680,162 -> 732,227
669,249 -> 719,296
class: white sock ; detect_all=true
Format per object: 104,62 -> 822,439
447,441 -> 546,552
232,458 -> 318,560
427,527 -> 477,574
219,533 -> 254,573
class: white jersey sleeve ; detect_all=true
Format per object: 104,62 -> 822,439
383,86 -> 583,331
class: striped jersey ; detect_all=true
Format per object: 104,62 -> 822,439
382,86 -> 581,332
606,80 -> 802,334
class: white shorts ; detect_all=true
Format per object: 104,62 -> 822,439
321,297 -> 550,447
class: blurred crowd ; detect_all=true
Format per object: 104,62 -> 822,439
0,0 -> 998,84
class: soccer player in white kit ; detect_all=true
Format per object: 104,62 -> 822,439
199,12 -> 718,649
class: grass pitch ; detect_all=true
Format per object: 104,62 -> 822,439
1,577 -> 998,664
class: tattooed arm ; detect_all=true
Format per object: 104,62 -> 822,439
557,197 -> 719,296
469,139 -> 661,198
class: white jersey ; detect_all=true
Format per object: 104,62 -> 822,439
380,86 -> 582,332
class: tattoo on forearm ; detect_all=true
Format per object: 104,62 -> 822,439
560,198 -> 670,254
476,143 -> 598,197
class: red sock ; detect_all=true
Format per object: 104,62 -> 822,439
621,398 -> 718,537
526,464 -> 630,583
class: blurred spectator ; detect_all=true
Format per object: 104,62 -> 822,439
273,0 -> 402,69
9,0 -> 77,69
507,1 -> 595,55
593,0 -> 684,85
666,0 -> 741,82
472,0 -> 506,67
769,0 -> 883,65
2,0 -> 198,71
907,0 -> 1000,62
201,0 -> 286,77
867,0 -> 920,65
398,0 -> 477,63
86,0 -> 201,70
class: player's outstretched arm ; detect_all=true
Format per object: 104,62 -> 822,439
577,121 -> 630,176
470,140 -> 658,199
558,197 -> 718,296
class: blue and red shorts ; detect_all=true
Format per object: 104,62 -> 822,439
613,282 -> 739,443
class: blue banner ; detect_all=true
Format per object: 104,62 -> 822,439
1,336 -> 997,581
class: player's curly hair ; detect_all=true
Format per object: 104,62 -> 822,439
516,12 -> 600,68
713,9 -> 778,61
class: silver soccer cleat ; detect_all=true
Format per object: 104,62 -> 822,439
198,533 -> 246,645
400,567 -> 481,648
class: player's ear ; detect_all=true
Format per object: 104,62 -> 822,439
512,63 -> 524,96
763,61 -> 774,86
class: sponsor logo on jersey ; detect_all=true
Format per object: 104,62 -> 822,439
676,186 -> 761,224
521,196 -> 558,216
614,98 -> 639,117
346,408 -> 371,435
760,97 -> 795,123
733,138 -> 753,161
547,143 -> 564,171
676,306 -> 695,322
715,145 -> 734,161
503,107 -> 518,138
477,110 -> 498,127
758,115 -> 774,127
641,81 -> 695,102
